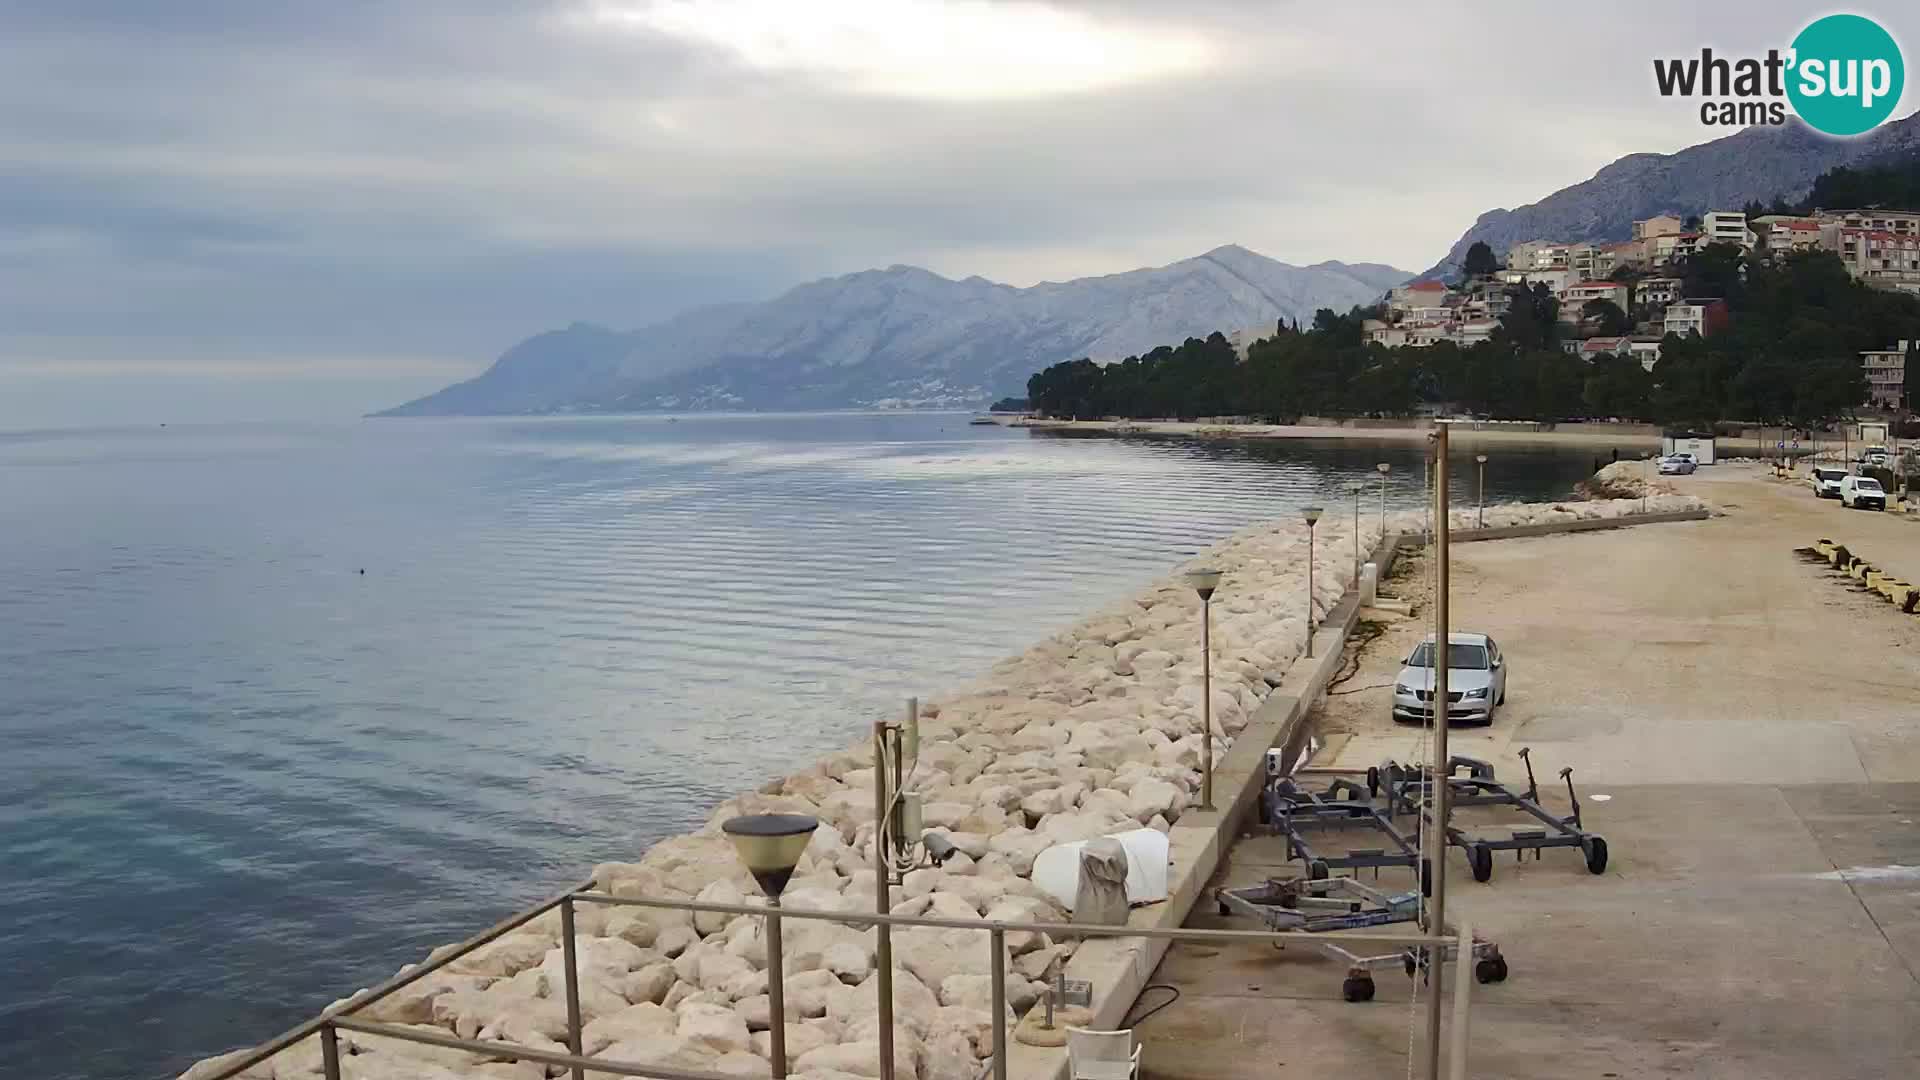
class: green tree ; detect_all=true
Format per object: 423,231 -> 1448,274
1580,298 -> 1632,337
1461,241 -> 1499,279
1583,351 -> 1652,418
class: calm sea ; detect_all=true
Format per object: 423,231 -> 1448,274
0,413 -> 1608,1080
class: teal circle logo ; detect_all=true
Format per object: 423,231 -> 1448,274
1787,14 -> 1904,136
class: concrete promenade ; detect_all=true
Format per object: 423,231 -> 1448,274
1141,467 -> 1920,1079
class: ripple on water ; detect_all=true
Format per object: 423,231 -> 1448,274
0,414 -> 1603,1080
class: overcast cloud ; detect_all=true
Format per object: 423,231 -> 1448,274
2,1 -> 1914,425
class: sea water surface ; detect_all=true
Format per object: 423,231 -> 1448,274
0,413 -> 1610,1080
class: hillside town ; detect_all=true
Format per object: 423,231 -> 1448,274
1373,207 -> 1919,409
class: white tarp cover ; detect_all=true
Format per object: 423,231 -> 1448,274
1072,837 -> 1131,925
1030,828 -> 1172,910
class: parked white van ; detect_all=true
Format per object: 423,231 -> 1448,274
1809,466 -> 1848,498
1839,474 -> 1887,511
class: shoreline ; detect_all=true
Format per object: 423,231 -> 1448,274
1011,417 -> 1666,449
183,485 -> 1710,1080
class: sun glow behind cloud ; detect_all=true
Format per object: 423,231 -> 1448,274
580,0 -> 1217,101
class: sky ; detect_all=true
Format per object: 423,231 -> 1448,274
3,1 -> 1916,427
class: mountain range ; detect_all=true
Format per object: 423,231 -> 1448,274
376,247 -> 1411,415
1424,112 -> 1920,278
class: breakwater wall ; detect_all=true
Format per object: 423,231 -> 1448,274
184,491 -> 1707,1080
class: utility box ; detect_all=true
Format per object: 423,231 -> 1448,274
1662,431 -> 1717,464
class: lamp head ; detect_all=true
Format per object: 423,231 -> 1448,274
1375,462 -> 1390,475
1302,506 -> 1324,525
1346,481 -> 1366,494
721,813 -> 819,899
1184,568 -> 1223,601
1475,454 -> 1488,464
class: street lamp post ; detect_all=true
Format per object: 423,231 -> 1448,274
1185,569 -> 1223,811
1475,454 -> 1488,528
1375,462 -> 1391,533
1346,481 -> 1366,584
1301,508 -> 1323,658
1642,451 -> 1654,514
722,813 -> 820,1080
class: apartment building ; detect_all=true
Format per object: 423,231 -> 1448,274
1829,228 -> 1920,295
1824,209 -> 1920,236
1560,281 -> 1630,315
1700,211 -> 1753,249
1860,341 -> 1910,409
1635,277 -> 1683,309
1387,279 -> 1450,314
1632,214 -> 1683,241
1506,241 -> 1571,273
1665,298 -> 1729,337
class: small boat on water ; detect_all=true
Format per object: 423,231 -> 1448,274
968,415 -> 998,425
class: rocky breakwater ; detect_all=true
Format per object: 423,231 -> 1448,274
183,490 -> 1707,1080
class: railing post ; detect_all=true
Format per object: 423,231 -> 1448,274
873,720 -> 896,1080
989,927 -> 1007,1080
560,897 -> 585,1080
319,1023 -> 342,1080
767,896 -> 789,1078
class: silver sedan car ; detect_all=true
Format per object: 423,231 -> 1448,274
1391,632 -> 1508,725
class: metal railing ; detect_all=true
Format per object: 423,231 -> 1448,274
194,885 -> 1464,1080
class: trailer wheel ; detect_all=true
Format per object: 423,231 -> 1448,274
1469,844 -> 1494,883
1403,953 -> 1418,979
1366,766 -> 1380,798
1341,974 -> 1375,1002
1475,956 -> 1508,984
1307,859 -> 1330,881
1584,836 -> 1609,875
1419,858 -> 1432,897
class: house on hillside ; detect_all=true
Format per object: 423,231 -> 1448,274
1861,341 -> 1910,409
1701,211 -> 1754,250
1633,214 -> 1683,241
1387,279 -> 1451,315
1664,298 -> 1729,337
1827,228 -> 1920,295
1628,339 -> 1664,371
1635,277 -> 1683,310
1559,281 -> 1630,320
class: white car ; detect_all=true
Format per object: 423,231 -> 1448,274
1809,467 -> 1848,498
1840,474 -> 1887,510
1391,632 -> 1507,726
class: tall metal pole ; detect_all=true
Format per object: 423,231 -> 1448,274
1378,463 -> 1390,533
1476,455 -> 1486,529
1423,426 -> 1453,1080
871,721 -> 896,1080
1200,596 -> 1214,811
767,896 -> 788,1078
1304,520 -> 1316,658
1352,486 -> 1362,585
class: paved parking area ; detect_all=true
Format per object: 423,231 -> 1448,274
1138,470 -> 1920,1078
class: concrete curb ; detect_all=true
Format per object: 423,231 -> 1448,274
1004,534 -> 1405,1080
1449,508 -> 1711,543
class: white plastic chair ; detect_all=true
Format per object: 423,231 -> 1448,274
1066,1027 -> 1141,1080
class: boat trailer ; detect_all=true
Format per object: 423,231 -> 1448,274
1215,875 -> 1508,1002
